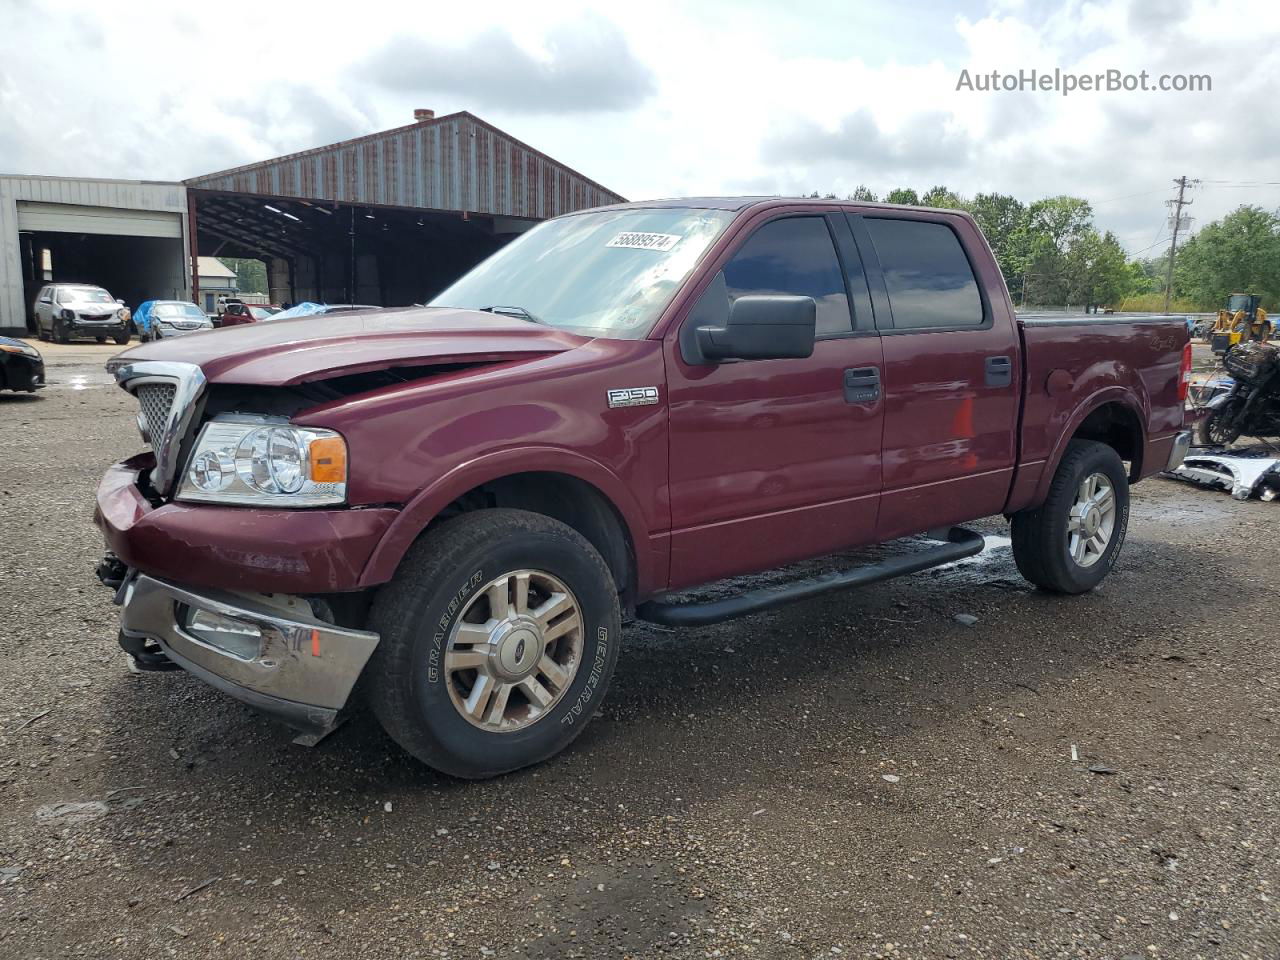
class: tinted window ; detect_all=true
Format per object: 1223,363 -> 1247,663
722,217 -> 852,336
865,218 -> 983,329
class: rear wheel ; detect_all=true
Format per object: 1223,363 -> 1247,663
1011,440 -> 1129,594
1193,399 -> 1243,447
366,509 -> 621,779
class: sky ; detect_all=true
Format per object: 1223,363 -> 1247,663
2,0 -> 1278,257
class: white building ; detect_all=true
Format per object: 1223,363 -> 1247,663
0,176 -> 191,336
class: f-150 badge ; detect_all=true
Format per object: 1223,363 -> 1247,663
607,386 -> 660,408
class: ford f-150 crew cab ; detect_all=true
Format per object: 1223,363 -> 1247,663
95,197 -> 1193,778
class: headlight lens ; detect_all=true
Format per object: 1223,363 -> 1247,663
176,417 -> 347,507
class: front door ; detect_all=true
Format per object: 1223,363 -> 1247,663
664,211 -> 885,590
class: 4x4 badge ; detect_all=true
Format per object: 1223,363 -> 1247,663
607,386 -> 660,408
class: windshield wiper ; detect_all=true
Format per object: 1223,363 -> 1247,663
478,305 -> 547,326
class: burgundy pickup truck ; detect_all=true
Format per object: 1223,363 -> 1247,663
95,197 -> 1191,778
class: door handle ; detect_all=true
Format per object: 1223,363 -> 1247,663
985,355 -> 1012,388
844,366 -> 880,404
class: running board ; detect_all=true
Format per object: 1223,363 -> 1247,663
635,527 -> 986,627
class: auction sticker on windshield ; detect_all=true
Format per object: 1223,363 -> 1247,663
607,232 -> 681,251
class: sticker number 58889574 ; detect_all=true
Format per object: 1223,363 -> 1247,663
606,232 -> 681,251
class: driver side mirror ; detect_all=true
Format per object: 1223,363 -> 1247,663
695,295 -> 817,362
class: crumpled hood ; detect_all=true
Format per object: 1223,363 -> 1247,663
108,306 -> 587,386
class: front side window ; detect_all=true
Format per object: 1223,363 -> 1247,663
431,207 -> 736,339
864,218 -> 983,329
721,217 -> 852,336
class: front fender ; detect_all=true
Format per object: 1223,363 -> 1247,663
358,445 -> 656,593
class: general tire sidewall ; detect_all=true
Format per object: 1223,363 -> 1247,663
402,531 -> 619,774
1049,447 -> 1129,591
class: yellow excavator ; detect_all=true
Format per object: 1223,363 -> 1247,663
1210,293 -> 1271,357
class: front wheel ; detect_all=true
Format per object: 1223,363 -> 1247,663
113,331 -> 130,345
1011,439 -> 1130,594
366,509 -> 622,779
53,319 -> 69,344
1193,399 -> 1243,447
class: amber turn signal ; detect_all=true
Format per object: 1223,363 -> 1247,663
308,436 -> 348,484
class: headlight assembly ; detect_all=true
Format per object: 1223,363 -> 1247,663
176,416 -> 347,507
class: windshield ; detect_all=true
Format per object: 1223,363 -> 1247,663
430,207 -> 736,339
248,306 -> 279,320
154,303 -> 205,319
58,286 -> 113,304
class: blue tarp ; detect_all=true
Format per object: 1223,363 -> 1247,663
133,300 -> 156,336
268,302 -> 328,321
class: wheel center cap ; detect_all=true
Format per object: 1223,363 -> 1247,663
1082,505 -> 1102,536
493,620 -> 541,679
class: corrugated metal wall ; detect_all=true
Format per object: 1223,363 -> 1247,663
0,176 -> 189,334
185,113 -> 625,218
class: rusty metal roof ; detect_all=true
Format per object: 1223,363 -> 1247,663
184,111 -> 625,219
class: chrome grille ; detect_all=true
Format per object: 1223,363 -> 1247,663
110,360 -> 207,496
135,383 -> 177,444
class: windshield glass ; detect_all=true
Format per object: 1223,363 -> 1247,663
59,286 -> 113,304
430,207 -> 736,339
248,306 -> 279,320
155,303 -> 205,319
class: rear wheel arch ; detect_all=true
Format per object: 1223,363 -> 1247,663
1070,400 -> 1145,481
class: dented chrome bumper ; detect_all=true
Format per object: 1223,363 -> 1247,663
116,573 -> 379,739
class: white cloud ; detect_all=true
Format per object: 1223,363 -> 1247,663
0,0 -> 1276,253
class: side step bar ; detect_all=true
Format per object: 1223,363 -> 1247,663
635,527 -> 986,627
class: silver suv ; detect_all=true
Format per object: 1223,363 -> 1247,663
34,284 -> 131,344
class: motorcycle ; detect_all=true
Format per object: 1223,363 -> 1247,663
1194,341 -> 1280,446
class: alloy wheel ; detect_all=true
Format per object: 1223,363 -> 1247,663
1066,472 -> 1116,567
443,569 -> 584,732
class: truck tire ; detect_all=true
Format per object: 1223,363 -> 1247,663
1010,440 -> 1129,594
366,509 -> 622,779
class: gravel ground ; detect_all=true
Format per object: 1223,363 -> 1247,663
2,341 -> 1278,960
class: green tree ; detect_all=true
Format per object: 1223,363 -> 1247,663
1174,205 -> 1280,309
1065,229 -> 1129,309
218,257 -> 268,295
920,185 -> 965,209
884,187 -> 919,205
848,184 -> 878,202
968,192 -> 1029,299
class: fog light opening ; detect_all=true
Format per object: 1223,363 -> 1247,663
182,607 -> 264,660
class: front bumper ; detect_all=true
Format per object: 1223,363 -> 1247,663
2,355 -> 44,391
117,573 -> 379,738
1166,430 -> 1192,469
95,455 -> 398,594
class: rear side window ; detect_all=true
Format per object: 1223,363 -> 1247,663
722,216 -> 852,336
865,218 -> 984,329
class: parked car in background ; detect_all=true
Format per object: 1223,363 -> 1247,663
97,197 -> 1190,779
218,302 -> 281,328
0,336 -> 44,392
33,284 -> 131,344
139,300 -> 215,340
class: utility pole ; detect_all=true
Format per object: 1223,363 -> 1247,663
1163,176 -> 1196,313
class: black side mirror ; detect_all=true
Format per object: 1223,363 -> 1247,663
695,295 -> 816,362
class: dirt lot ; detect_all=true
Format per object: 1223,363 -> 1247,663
2,341 -> 1278,960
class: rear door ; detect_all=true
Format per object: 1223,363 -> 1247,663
848,212 -> 1020,540
664,209 -> 884,589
